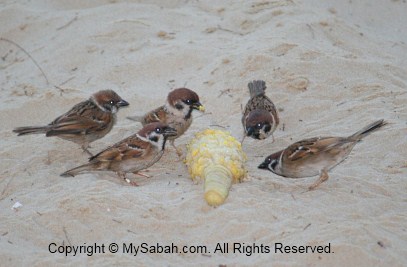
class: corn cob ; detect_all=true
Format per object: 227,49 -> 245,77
185,129 -> 247,206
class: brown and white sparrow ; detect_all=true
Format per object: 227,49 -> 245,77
13,90 -> 129,155
61,122 -> 177,185
127,88 -> 205,156
258,120 -> 386,190
242,80 -> 279,142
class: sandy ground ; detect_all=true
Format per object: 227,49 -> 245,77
1,0 -> 407,266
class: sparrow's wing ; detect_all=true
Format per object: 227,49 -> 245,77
46,117 -> 111,136
142,106 -> 167,124
286,137 -> 323,161
242,101 -> 251,117
243,95 -> 277,115
262,95 -> 279,125
287,137 -> 352,161
256,95 -> 277,113
51,100 -> 93,124
89,135 -> 149,162
47,101 -> 112,136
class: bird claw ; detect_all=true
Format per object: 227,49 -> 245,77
175,148 -> 183,158
117,172 -> 139,186
125,178 -> 139,186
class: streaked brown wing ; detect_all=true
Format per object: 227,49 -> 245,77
263,95 -> 279,125
90,135 -> 149,162
242,99 -> 254,118
243,95 -> 277,116
47,101 -> 112,136
259,95 -> 277,114
286,137 -> 352,161
46,117 -> 108,136
142,106 -> 167,125
51,100 -> 93,124
286,138 -> 322,161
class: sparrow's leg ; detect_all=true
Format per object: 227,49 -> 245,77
132,171 -> 151,178
240,131 -> 246,144
133,168 -> 166,178
118,171 -> 138,186
308,169 -> 329,191
170,139 -> 183,157
81,144 -> 93,156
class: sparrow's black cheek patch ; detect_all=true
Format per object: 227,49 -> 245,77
246,127 -> 254,136
149,136 -> 159,142
270,160 -> 278,170
175,103 -> 184,110
103,104 -> 112,112
264,124 -> 271,132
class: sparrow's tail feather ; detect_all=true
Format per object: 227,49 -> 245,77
13,126 -> 49,136
248,80 -> 267,98
349,119 -> 386,140
60,163 -> 94,177
126,115 -> 143,122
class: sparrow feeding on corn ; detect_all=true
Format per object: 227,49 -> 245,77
242,80 -> 279,142
127,88 -> 205,156
61,122 -> 177,185
258,120 -> 386,190
13,90 -> 129,155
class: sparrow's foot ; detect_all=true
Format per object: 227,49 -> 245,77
170,140 -> 183,158
117,172 -> 139,186
127,179 -> 139,186
175,147 -> 183,158
308,170 -> 329,191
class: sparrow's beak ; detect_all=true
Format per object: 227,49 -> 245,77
117,99 -> 130,107
246,126 -> 255,137
163,127 -> 177,137
258,161 -> 268,170
192,102 -> 205,112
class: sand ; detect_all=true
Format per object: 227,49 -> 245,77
1,0 -> 406,266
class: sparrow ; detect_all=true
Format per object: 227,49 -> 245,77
60,122 -> 177,185
127,88 -> 205,156
13,90 -> 129,155
258,120 -> 386,190
242,80 -> 279,142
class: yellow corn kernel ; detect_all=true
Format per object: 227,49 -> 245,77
185,129 -> 247,206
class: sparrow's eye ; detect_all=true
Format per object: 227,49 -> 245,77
185,99 -> 192,104
155,128 -> 161,133
109,100 -> 114,105
256,123 -> 263,129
